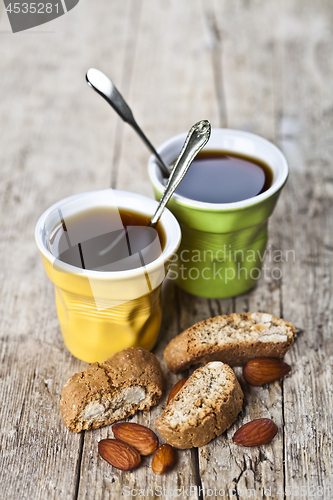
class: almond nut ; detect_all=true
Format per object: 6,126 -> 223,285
233,418 -> 278,447
243,357 -> 291,386
98,438 -> 141,471
167,378 -> 188,404
151,444 -> 175,474
112,422 -> 159,456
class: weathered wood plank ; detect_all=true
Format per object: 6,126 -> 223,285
277,1 -> 333,497
193,2 -> 285,498
196,1 -> 333,497
210,0 -> 278,141
77,0 -> 219,497
0,1 -> 133,498
280,177 -> 333,496
115,0 -> 220,198
1,0 -> 333,499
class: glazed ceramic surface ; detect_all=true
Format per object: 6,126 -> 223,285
35,190 -> 181,362
148,129 -> 289,298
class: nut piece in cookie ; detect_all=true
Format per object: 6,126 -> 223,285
163,312 -> 296,373
60,347 -> 163,432
155,361 -> 243,449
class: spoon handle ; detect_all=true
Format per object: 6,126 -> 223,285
86,68 -> 170,177
130,120 -> 170,177
149,120 -> 211,227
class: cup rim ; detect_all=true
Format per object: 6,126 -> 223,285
35,189 -> 181,280
148,128 -> 289,211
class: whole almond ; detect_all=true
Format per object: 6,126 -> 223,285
243,357 -> 291,386
98,439 -> 141,471
151,444 -> 175,474
112,422 -> 159,456
233,418 -> 278,447
167,378 -> 188,404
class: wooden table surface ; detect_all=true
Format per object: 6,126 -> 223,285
1,1 -> 333,498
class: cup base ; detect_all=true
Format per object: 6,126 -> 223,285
55,284 -> 162,364
175,278 -> 257,299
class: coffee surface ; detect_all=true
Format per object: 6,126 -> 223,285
169,150 -> 273,203
49,208 -> 164,272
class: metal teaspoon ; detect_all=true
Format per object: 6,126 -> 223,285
95,121 -> 210,261
149,119 -> 211,227
86,68 -> 170,177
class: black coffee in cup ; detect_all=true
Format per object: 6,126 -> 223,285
49,208 -> 164,272
168,150 -> 273,203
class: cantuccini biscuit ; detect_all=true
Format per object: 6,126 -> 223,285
164,312 -> 296,373
60,347 -> 163,432
156,361 -> 243,448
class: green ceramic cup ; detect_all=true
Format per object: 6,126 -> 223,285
148,128 -> 289,298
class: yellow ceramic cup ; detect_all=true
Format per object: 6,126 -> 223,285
35,189 -> 181,363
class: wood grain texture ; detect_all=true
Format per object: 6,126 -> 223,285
1,0 -> 332,499
195,2 -> 285,497
115,0 -> 219,198
277,1 -> 333,498
0,1 -> 133,499
76,0 -> 218,497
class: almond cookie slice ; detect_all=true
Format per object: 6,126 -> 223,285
60,347 -> 163,432
156,362 -> 243,448
164,312 -> 296,373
